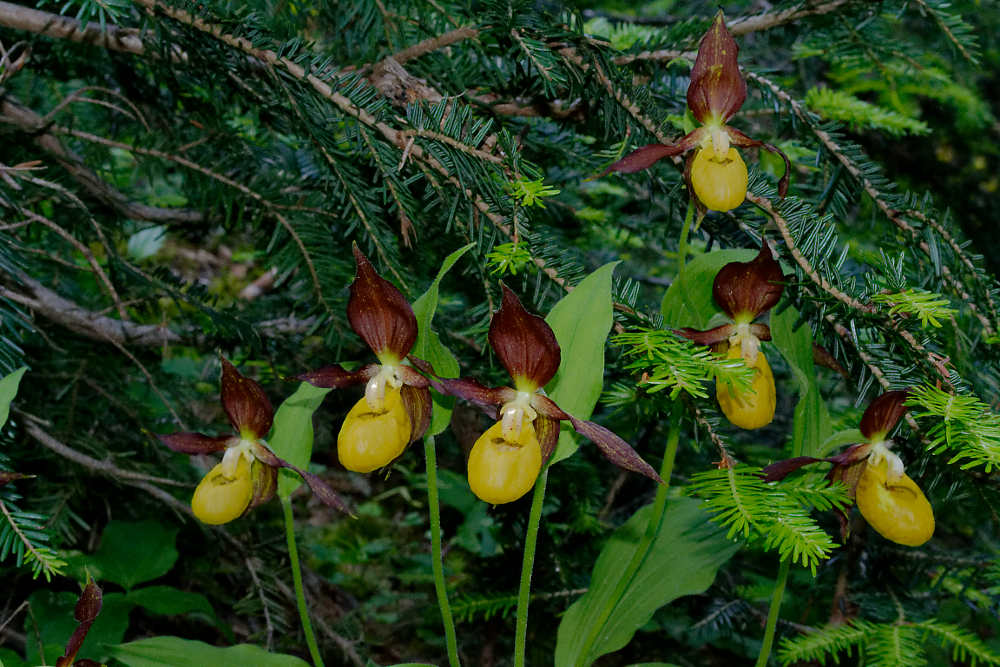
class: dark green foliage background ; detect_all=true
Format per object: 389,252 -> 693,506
1,0 -> 999,665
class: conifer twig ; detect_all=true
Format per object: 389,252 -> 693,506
746,71 -> 998,337
387,25 -> 478,65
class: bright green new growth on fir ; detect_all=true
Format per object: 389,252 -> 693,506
614,329 -> 755,400
908,385 -> 1000,472
871,289 -> 957,328
687,465 -> 849,575
805,87 -> 930,137
778,619 -> 1000,666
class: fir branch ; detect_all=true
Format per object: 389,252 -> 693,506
907,384 -> 1000,472
387,25 -> 479,65
909,0 -> 980,65
0,97 -> 203,223
871,289 -> 957,329
54,126 -> 336,316
688,465 -> 847,573
778,621 -> 871,665
0,0 -> 146,56
614,328 -> 754,399
746,71 -> 998,337
917,619 -> 1000,666
0,495 -> 65,580
805,87 -> 929,136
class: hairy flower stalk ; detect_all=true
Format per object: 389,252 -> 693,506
678,242 -> 784,429
763,390 -> 935,547
602,12 -> 790,212
298,244 -> 431,473
438,284 -> 662,504
157,357 -> 350,524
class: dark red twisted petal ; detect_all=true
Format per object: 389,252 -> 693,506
535,415 -> 561,464
435,377 -> 515,420
726,127 -> 791,198
531,394 -> 662,484
158,432 -> 234,454
251,443 -> 353,515
296,363 -> 378,389
401,385 -> 432,444
675,324 -> 735,346
600,134 -> 698,177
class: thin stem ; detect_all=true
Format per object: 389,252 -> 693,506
513,467 -> 549,667
281,497 -> 324,667
574,400 -> 683,666
756,558 -> 791,667
424,436 -> 461,667
677,200 -> 695,273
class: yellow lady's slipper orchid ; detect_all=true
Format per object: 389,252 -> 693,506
338,385 -> 412,473
158,357 -> 352,523
690,139 -> 749,212
468,419 -> 543,504
717,341 -> 775,430
299,244 -> 432,474
762,391 -> 936,548
677,243 -> 784,430
191,457 -> 254,525
856,457 -> 934,547
440,284 -> 663,505
601,12 -> 789,212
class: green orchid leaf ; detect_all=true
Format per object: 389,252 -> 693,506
0,366 -> 27,431
270,381 -> 333,499
546,261 -> 619,465
65,520 -> 178,591
106,637 -> 310,667
770,305 -> 832,458
25,590 -> 132,665
661,249 -> 755,328
411,243 -> 474,437
555,497 -> 739,666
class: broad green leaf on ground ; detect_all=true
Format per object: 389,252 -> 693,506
24,590 -> 132,665
73,520 -> 178,590
411,243 -> 473,437
0,366 -> 27,430
555,496 -> 739,665
770,305 -> 831,458
270,381 -> 333,498
660,250 -> 755,328
106,637 -> 310,667
126,585 -> 225,635
0,647 -> 25,667
546,261 -> 619,465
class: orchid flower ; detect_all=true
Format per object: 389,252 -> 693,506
437,285 -> 662,504
603,12 -> 790,212
158,357 -> 349,524
763,391 -> 935,547
298,245 -> 431,473
677,242 -> 784,429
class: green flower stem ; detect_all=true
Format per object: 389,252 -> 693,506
513,466 -> 549,667
281,497 -> 324,667
756,558 -> 791,667
424,436 -> 460,667
574,400 -> 683,666
677,200 -> 696,273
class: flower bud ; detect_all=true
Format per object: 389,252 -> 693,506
856,458 -> 934,546
690,143 -> 748,212
467,419 -> 543,504
337,385 -> 411,473
717,342 -> 775,430
191,456 -> 253,525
